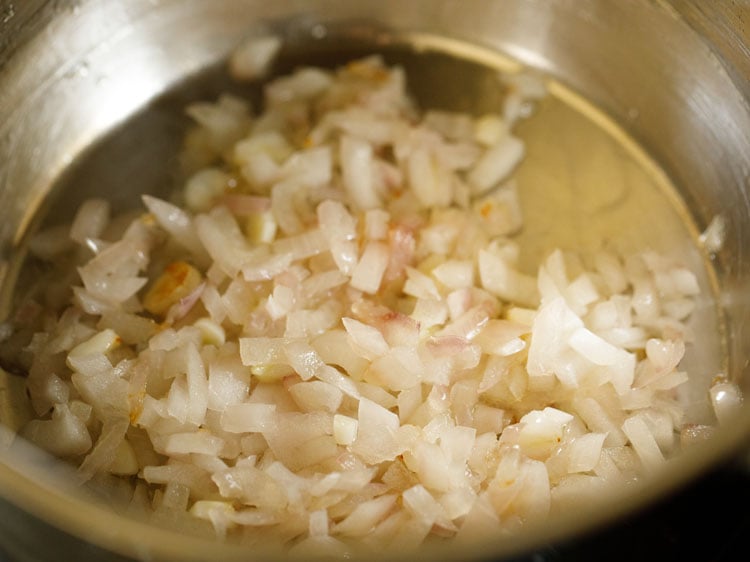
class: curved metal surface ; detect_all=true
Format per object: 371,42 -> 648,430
0,1 -> 749,560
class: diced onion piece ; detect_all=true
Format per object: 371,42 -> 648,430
408,146 -> 452,208
568,327 -> 635,394
402,484 -> 452,530
191,501 -> 236,532
517,407 -> 574,460
474,114 -> 508,147
527,297 -> 583,383
478,249 -> 538,308
473,182 -> 523,237
70,198 -> 110,246
364,209 -> 390,240
185,343 -> 209,425
622,414 -> 665,471
699,215 -> 726,254
163,432 -> 225,456
290,381 -> 343,413
143,261 -> 204,318
352,398 -> 402,464
194,318 -> 226,347
333,414 -> 358,445
404,267 -> 442,300
221,403 -> 276,433
20,404 -> 92,457
142,195 -> 208,263
342,317 -> 389,359
244,209 -> 277,244
341,135 -> 381,210
566,433 -> 606,473
432,260 -> 474,290
468,136 -> 525,195
350,242 -> 389,294
229,34 -> 282,81
265,67 -> 333,105
185,169 -> 231,212
67,329 -> 121,364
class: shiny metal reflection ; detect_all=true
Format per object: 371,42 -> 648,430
0,1 -> 749,561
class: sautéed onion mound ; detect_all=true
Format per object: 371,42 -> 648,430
3,48 -> 743,557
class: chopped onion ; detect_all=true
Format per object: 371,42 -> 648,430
7,53 -> 725,557
229,34 -> 282,81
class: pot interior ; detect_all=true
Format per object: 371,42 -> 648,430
0,2 -> 749,561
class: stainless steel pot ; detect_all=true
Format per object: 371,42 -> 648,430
1,1 -> 749,561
